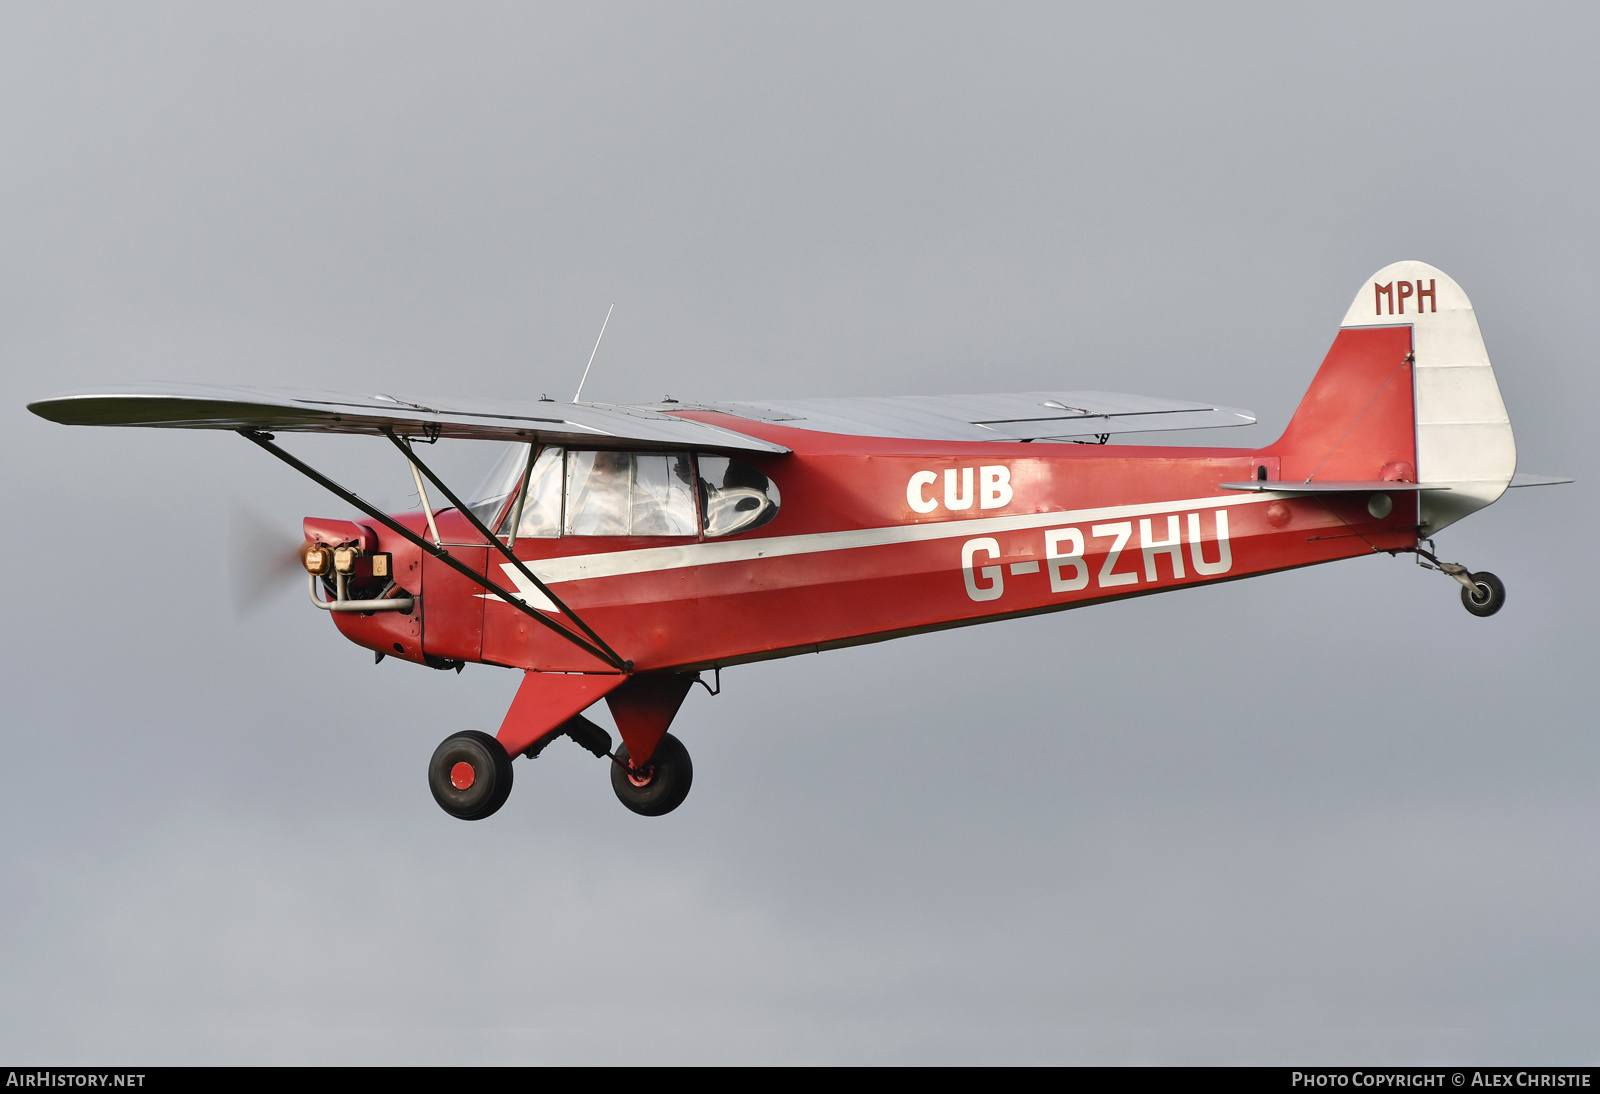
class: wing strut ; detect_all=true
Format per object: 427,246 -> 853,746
380,429 -> 630,671
240,429 -> 631,673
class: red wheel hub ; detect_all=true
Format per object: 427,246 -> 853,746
450,761 -> 476,791
626,765 -> 655,788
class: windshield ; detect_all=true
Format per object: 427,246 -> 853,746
501,446 -> 564,538
466,443 -> 531,528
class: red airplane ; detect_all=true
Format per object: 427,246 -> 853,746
29,261 -> 1569,821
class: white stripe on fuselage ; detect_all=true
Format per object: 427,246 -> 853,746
479,490 -> 1284,609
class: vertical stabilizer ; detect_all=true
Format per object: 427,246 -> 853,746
1340,262 -> 1514,534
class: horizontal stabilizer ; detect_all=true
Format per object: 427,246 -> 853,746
703,391 -> 1255,442
28,383 -> 789,454
1220,480 -> 1450,493
1507,473 -> 1574,488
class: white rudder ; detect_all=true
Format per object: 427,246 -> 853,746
1340,261 -> 1515,534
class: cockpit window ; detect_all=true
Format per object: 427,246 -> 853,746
496,446 -> 564,538
631,452 -> 700,535
469,446 -> 779,540
699,455 -> 780,537
564,451 -> 697,537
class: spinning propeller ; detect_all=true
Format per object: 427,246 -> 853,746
227,501 -> 304,618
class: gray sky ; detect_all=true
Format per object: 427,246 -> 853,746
2,2 -> 1596,1064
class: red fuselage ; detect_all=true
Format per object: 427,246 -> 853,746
321,423 -> 1418,676
319,326 -> 1422,678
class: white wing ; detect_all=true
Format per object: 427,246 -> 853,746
697,391 -> 1254,442
29,382 -> 789,454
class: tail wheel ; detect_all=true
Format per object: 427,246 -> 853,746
1461,571 -> 1506,617
610,733 -> 693,817
428,730 -> 514,820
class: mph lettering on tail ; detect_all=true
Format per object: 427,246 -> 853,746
1375,279 -> 1437,315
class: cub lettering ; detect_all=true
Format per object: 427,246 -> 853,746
908,466 -> 1013,514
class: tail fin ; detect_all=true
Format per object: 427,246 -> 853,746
1271,262 -> 1515,534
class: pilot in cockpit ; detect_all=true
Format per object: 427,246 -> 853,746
566,449 -> 632,536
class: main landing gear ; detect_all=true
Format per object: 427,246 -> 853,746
1406,543 -> 1507,618
428,730 -> 515,820
610,734 -> 694,817
426,717 -> 695,821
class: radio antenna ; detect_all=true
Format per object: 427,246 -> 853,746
573,303 -> 614,403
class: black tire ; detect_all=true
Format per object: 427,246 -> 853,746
428,730 -> 514,820
1461,570 -> 1506,617
610,733 -> 693,817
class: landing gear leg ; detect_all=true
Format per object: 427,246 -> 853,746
1407,543 -> 1507,617
428,730 -> 514,820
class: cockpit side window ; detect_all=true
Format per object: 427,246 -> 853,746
699,455 -> 780,537
563,450 -> 697,537
631,452 -> 699,535
472,446 -> 779,540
